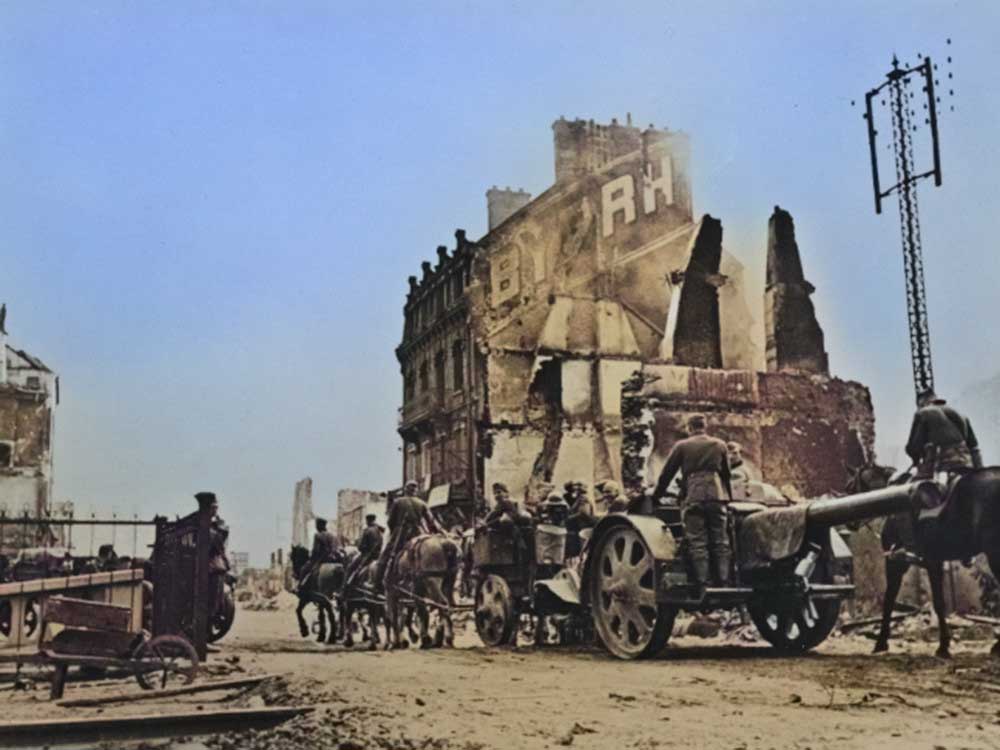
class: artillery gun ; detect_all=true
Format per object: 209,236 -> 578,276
585,482 -> 917,659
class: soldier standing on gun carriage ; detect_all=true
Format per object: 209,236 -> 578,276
653,414 -> 734,592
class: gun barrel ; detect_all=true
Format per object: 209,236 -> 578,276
806,484 -> 913,529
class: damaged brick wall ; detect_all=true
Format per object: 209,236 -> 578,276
629,365 -> 874,501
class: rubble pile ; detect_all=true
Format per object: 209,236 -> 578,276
202,677 -> 486,750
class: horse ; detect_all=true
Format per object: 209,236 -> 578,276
289,545 -> 344,645
337,552 -> 394,649
385,533 -> 460,650
847,461 -> 1000,658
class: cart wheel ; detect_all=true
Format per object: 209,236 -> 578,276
475,575 -> 517,647
133,634 -> 199,690
748,548 -> 841,653
23,599 -> 39,638
208,589 -> 236,643
0,601 -> 10,639
590,525 -> 676,660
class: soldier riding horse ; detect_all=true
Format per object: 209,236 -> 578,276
848,390 -> 1000,658
376,482 -> 460,649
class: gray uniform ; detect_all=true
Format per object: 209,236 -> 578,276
654,434 -> 733,587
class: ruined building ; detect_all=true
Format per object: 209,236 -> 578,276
397,117 -> 874,510
0,306 -> 58,519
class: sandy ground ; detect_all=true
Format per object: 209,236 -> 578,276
4,607 -> 1000,749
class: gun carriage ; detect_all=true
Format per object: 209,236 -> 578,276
474,482 -> 917,659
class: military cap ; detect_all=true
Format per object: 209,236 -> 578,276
315,517 -> 328,528
365,513 -> 377,522
600,480 -> 621,495
194,492 -> 217,507
687,413 -> 707,431
492,482 -> 509,494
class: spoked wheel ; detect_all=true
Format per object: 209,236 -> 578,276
590,526 -> 676,660
23,599 -> 39,638
748,548 -> 841,653
133,634 -> 199,690
208,589 -> 236,643
475,575 -> 517,647
0,601 -> 10,639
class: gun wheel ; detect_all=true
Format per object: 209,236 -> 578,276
590,526 -> 676,660
749,547 -> 841,652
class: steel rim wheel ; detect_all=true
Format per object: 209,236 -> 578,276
590,526 -> 675,659
475,575 -> 516,647
748,549 -> 841,653
134,634 -> 199,690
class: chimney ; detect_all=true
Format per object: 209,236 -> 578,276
486,187 -> 532,231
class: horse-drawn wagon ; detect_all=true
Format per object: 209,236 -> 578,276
474,482 -> 921,660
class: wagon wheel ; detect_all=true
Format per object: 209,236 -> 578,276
748,548 -> 841,653
475,575 -> 517,647
590,526 -> 676,660
0,601 -> 10,639
207,589 -> 236,643
133,634 -> 199,690
23,599 -> 39,638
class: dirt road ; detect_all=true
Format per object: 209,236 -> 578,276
5,608 -> 1000,749
219,609 -> 1000,750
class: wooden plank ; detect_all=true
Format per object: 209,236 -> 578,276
55,673 -> 280,708
0,706 -> 313,747
0,569 -> 143,598
43,596 -> 131,632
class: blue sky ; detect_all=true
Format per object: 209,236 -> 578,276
2,2 -> 998,564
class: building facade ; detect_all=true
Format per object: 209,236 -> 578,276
0,306 -> 58,521
335,488 -> 387,545
397,116 -> 874,511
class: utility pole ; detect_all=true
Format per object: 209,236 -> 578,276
861,48 -> 953,401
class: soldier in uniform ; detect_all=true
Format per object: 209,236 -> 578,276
596,480 -> 629,514
727,442 -> 750,483
906,389 -> 982,477
653,414 -> 733,589
374,480 -> 442,593
346,513 -> 383,588
484,483 -> 533,527
298,517 -> 340,591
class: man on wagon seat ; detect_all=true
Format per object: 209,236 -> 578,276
374,480 -> 442,594
653,414 -> 733,590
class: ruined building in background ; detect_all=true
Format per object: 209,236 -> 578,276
290,477 -> 314,549
0,306 -> 59,524
335,488 -> 388,545
397,116 -> 874,512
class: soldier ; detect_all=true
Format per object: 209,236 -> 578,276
596,480 -> 629,514
906,389 -> 982,477
346,513 -> 383,588
727,442 -> 751,483
484,483 -> 533,527
653,414 -> 733,590
374,480 -> 441,593
298,517 -> 340,590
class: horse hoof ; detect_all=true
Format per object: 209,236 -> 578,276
367,641 -> 377,651
420,638 -> 434,650
446,636 -> 455,648
399,639 -> 409,650
936,648 -> 952,660
299,628 -> 309,638
872,643 -> 888,654
344,639 -> 354,648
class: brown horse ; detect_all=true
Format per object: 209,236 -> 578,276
847,462 -> 1000,658
385,533 -> 460,650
